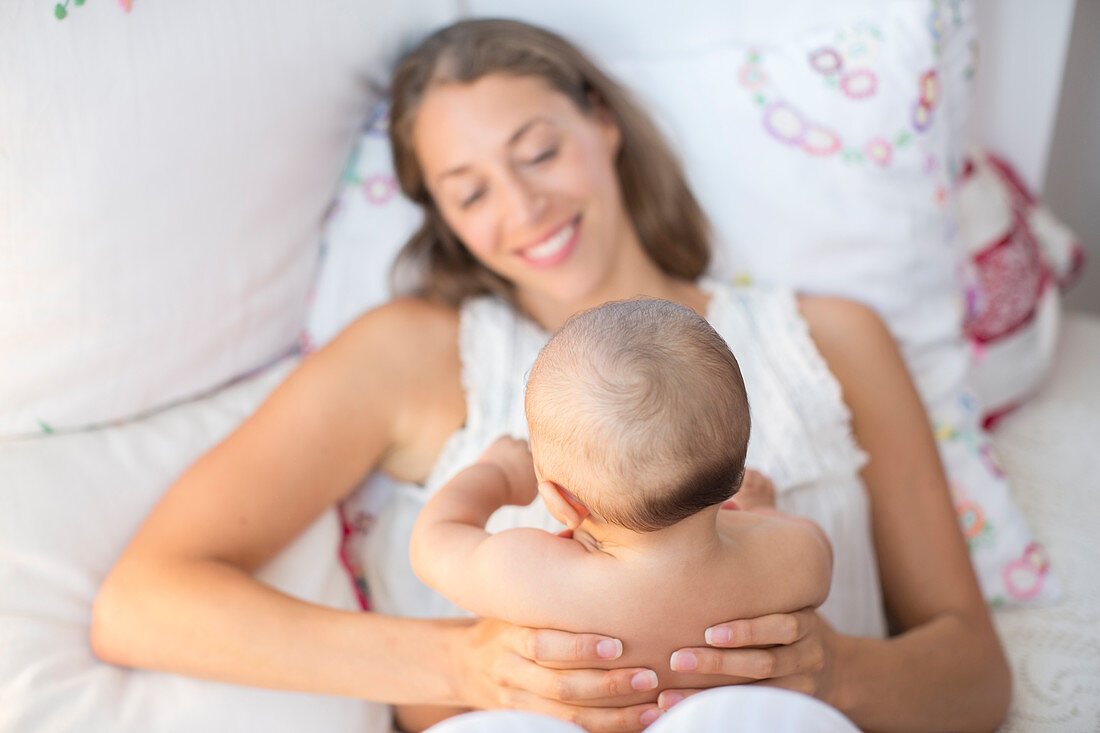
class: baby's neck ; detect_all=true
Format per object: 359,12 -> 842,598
573,505 -> 725,560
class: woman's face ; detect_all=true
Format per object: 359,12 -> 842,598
412,73 -> 645,311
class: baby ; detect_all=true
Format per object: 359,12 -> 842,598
403,298 -> 832,731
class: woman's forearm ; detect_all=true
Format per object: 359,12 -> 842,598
91,557 -> 466,705
833,611 -> 1010,733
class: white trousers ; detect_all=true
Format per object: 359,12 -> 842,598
425,686 -> 860,732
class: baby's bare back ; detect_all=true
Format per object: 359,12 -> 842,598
541,509 -> 831,705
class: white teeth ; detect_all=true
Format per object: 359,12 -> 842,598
524,222 -> 575,260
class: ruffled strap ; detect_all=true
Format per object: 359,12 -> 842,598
421,295 -> 544,493
701,278 -> 868,491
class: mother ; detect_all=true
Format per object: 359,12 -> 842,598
91,19 -> 1010,733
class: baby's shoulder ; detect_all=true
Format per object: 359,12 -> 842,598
713,509 -> 833,613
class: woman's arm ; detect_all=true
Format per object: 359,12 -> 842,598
91,300 -> 460,698
800,297 -> 1010,731
665,298 -> 1010,733
90,300 -> 659,731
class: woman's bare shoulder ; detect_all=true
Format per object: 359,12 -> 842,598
334,297 -> 460,357
794,295 -> 904,393
316,297 -> 460,387
795,295 -> 892,353
316,298 -> 465,482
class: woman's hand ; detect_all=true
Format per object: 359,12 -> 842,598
454,618 -> 663,732
658,609 -> 844,711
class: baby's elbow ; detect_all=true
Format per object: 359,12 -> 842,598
89,571 -> 135,666
407,522 -> 436,587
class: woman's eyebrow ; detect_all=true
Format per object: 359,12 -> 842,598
507,117 -> 548,145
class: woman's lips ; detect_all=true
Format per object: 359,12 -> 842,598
517,216 -> 581,268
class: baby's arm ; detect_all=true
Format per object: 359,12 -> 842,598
409,437 -> 586,624
401,438 -> 566,733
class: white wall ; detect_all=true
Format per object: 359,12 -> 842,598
1045,0 -> 1100,315
970,0 -> 1076,192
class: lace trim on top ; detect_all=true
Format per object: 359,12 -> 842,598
425,279 -> 867,497
421,295 -> 543,494
699,278 -> 868,490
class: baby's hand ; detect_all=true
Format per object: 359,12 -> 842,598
727,469 -> 776,511
478,436 -> 539,506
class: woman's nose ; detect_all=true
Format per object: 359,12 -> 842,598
499,172 -> 547,228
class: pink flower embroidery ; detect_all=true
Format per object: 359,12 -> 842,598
802,125 -> 842,157
840,69 -> 878,99
864,138 -> 892,166
809,48 -> 843,75
1003,543 -> 1050,600
738,64 -> 768,91
762,102 -> 807,146
919,70 -> 940,109
362,175 -> 397,205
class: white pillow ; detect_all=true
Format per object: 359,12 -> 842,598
0,357 -> 389,732
0,0 -> 455,438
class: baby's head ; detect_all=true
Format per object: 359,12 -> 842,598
525,298 -> 750,533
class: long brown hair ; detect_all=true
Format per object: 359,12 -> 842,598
388,19 -> 712,306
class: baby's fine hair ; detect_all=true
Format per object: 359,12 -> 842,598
525,298 -> 750,533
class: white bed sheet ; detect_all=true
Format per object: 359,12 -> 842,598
1,314 -> 1097,732
989,311 -> 1100,733
0,359 -> 386,733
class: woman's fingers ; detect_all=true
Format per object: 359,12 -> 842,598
703,608 -> 815,648
755,674 -> 818,697
498,687 -> 661,733
656,688 -> 703,710
509,625 -> 624,663
670,636 -> 825,680
494,651 -> 659,703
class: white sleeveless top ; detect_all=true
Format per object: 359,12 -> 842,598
360,279 -> 887,638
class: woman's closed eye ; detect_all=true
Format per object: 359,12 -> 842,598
460,188 -> 486,209
525,146 -> 558,165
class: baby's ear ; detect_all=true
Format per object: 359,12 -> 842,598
537,480 -> 590,530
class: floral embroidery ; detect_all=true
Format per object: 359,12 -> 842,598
956,499 -> 988,541
762,101 -> 806,146
802,125 -> 842,157
839,68 -> 878,99
1003,542 -> 1051,600
742,36 -> 941,170
362,175 -> 397,205
738,64 -> 768,91
865,138 -> 892,166
808,48 -> 843,75
55,0 -> 132,20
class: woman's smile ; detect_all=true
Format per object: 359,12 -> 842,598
516,215 -> 581,268
412,73 -> 653,319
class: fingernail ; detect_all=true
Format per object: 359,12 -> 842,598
658,691 -> 684,709
631,670 -> 658,691
596,639 -> 623,659
670,650 -> 697,671
705,626 -> 731,645
639,709 -> 662,726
